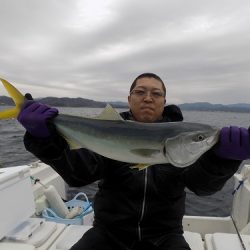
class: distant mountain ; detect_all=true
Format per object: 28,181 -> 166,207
228,103 -> 250,109
178,102 -> 250,112
108,101 -> 128,108
0,96 -> 14,105
1,96 -> 250,112
37,97 -> 106,108
0,96 -> 128,108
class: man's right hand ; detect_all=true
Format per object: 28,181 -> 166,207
17,101 -> 58,138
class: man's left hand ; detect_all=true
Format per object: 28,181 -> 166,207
214,126 -> 250,161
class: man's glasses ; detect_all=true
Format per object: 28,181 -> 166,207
130,89 -> 165,99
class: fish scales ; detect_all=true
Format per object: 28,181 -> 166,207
54,114 -> 219,167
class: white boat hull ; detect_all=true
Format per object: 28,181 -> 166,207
1,162 -> 250,250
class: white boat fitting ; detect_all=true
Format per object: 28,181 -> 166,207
0,162 -> 250,250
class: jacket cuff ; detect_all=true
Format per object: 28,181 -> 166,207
201,148 -> 241,176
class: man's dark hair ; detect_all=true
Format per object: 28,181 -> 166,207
130,73 -> 166,96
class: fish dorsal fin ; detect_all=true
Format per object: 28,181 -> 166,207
93,104 -> 124,120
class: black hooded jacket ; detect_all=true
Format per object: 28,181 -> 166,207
23,105 -> 241,246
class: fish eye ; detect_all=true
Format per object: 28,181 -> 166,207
197,134 -> 205,141
192,134 -> 206,142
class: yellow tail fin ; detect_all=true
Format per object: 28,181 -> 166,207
0,78 -> 25,119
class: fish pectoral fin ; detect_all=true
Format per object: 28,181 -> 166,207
93,104 -> 124,121
130,148 -> 161,157
130,164 -> 151,171
0,78 -> 25,119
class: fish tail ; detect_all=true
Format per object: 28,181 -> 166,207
0,78 -> 25,119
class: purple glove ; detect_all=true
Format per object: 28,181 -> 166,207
17,101 -> 58,138
214,126 -> 250,160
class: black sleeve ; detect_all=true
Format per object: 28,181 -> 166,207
180,147 -> 241,196
23,132 -> 105,187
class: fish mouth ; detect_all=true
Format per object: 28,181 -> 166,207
206,130 -> 220,146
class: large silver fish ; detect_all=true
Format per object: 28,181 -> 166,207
0,78 -> 220,169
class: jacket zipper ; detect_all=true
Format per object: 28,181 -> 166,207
138,168 -> 148,240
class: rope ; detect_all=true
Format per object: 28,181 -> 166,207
231,178 -> 247,250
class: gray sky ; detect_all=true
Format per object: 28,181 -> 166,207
0,0 -> 250,104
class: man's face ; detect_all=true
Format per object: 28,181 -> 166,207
128,77 -> 166,122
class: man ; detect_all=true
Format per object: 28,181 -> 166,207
18,73 -> 250,249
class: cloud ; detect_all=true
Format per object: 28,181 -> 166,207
0,0 -> 250,104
